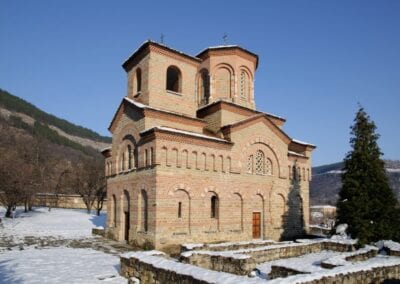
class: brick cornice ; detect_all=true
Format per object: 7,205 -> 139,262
144,108 -> 206,128
197,47 -> 259,69
123,41 -> 201,71
197,100 -> 286,123
221,114 -> 291,145
141,128 -> 233,149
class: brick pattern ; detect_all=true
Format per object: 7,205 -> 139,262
104,42 -> 315,249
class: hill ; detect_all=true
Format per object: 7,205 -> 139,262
0,89 -> 111,152
310,160 -> 400,205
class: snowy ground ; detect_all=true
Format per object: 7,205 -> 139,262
0,207 -> 127,284
256,250 -> 342,278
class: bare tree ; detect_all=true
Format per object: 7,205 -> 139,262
0,149 -> 25,217
74,158 -> 105,214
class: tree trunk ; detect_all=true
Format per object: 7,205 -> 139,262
24,198 -> 28,212
5,205 -> 12,218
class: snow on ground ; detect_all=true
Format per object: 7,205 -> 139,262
0,247 -> 126,284
267,254 -> 400,284
0,207 -> 105,241
0,207 -> 128,284
256,250 -> 342,278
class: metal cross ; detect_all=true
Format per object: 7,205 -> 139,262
223,33 -> 228,45
161,33 -> 164,44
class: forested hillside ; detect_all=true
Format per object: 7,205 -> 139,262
310,160 -> 400,205
0,89 -> 111,144
0,89 -> 109,215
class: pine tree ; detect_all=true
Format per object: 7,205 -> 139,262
337,107 -> 400,245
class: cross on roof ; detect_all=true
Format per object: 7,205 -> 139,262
223,33 -> 228,45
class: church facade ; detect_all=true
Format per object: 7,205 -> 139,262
102,41 -> 315,249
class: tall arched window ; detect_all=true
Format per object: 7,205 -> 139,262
255,150 -> 265,175
166,66 -> 181,93
112,194 -> 117,227
127,145 -> 132,170
211,195 -> 219,219
121,152 -> 125,171
136,68 -> 142,93
198,69 -> 210,105
240,70 -> 249,99
141,190 -> 148,232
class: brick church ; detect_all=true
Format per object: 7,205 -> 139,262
102,40 -> 315,249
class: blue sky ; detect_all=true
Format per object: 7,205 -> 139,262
1,0 -> 399,166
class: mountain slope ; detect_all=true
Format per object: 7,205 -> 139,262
310,160 -> 400,205
0,89 -> 111,152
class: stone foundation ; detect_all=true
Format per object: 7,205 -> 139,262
120,250 -> 400,284
181,241 -> 354,275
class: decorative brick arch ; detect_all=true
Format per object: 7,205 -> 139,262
168,184 -> 193,199
212,63 -> 235,100
239,136 -> 286,178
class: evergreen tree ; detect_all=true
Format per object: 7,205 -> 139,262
337,107 -> 400,245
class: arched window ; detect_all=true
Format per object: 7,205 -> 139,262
141,190 -> 148,232
121,152 -> 125,171
255,150 -> 265,175
127,145 -> 132,170
265,158 -> 273,175
199,69 -> 210,105
136,68 -> 142,93
211,195 -> 219,219
112,194 -> 117,227
166,66 -> 181,93
247,155 -> 253,174
240,70 -> 249,99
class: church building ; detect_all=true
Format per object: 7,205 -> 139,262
102,40 -> 315,249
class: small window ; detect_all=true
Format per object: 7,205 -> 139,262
199,69 -> 210,105
136,68 -> 142,93
178,202 -> 182,218
211,195 -> 219,218
166,66 -> 181,93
